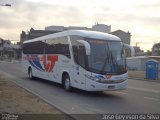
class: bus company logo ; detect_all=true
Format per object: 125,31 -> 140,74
43,55 -> 58,72
105,75 -> 112,79
28,55 -> 44,72
94,75 -> 112,79
27,55 -> 58,72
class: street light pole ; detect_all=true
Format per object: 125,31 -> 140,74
0,3 -> 11,60
0,4 -> 11,7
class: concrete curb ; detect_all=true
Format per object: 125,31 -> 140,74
0,70 -> 76,120
0,60 -> 21,63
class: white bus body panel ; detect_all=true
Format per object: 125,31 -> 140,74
85,72 -> 128,91
22,30 -> 128,91
22,54 -> 87,90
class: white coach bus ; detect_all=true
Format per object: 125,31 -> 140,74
22,30 -> 128,91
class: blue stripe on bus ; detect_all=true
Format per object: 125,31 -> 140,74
32,59 -> 44,71
29,60 -> 43,71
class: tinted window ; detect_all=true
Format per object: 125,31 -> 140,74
45,37 -> 70,58
45,38 -> 57,54
70,35 -> 126,74
23,41 -> 45,54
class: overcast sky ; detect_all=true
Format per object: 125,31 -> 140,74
0,0 -> 160,51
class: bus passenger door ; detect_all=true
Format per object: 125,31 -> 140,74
72,45 -> 86,90
73,64 -> 86,90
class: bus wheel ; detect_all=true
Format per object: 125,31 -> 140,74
28,67 -> 33,80
63,74 -> 72,91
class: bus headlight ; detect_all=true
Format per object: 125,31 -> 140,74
95,78 -> 105,83
85,74 -> 126,84
85,74 -> 101,82
95,78 -> 101,82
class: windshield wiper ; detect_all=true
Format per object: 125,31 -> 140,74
100,51 -> 125,74
100,51 -> 112,74
111,53 -> 125,73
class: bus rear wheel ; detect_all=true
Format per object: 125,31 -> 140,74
28,67 -> 34,80
63,74 -> 72,91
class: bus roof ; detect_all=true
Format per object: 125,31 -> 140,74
23,30 -> 121,43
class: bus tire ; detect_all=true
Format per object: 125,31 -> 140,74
63,74 -> 72,91
28,67 -> 34,80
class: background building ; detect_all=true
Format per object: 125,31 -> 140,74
110,30 -> 131,45
0,38 -> 20,60
152,43 -> 160,56
45,25 -> 65,31
20,28 -> 60,48
92,24 -> 111,33
127,56 -> 160,71
45,24 -> 111,33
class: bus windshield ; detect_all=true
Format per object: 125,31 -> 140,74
71,36 -> 127,75
87,39 -> 126,75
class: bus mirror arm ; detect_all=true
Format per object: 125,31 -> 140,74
123,43 -> 135,57
77,40 -> 91,56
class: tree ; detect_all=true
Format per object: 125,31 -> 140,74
147,50 -> 152,56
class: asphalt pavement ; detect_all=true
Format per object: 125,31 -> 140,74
0,61 -> 160,120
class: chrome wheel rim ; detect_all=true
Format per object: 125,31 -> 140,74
65,78 -> 70,90
29,70 -> 32,79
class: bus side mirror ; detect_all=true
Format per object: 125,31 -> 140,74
123,43 -> 135,57
77,40 -> 91,56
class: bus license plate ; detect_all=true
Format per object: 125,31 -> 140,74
108,85 -> 115,89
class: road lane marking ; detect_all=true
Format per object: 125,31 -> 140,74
128,86 -> 160,94
143,97 -> 159,101
116,91 -> 128,95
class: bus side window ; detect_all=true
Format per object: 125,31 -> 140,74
56,37 -> 71,58
72,46 -> 78,63
72,44 -> 86,68
78,45 -> 86,68
23,41 -> 45,54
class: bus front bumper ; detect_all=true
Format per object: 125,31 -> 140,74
85,79 -> 128,91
